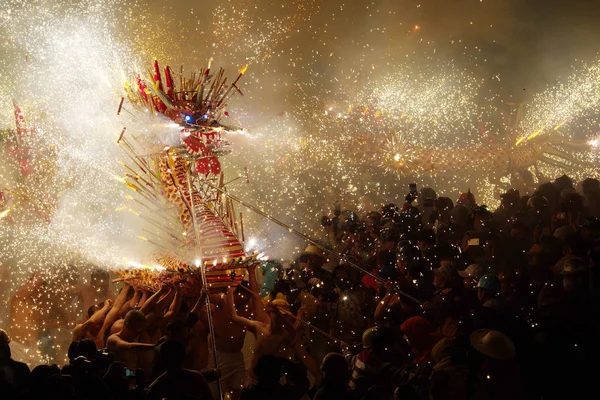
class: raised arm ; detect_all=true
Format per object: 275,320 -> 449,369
106,334 -> 155,353
119,289 -> 142,316
162,285 -> 183,331
293,336 -> 323,383
190,288 -> 208,316
145,285 -> 176,326
140,285 -> 168,315
246,263 -> 271,324
165,285 -> 182,317
72,300 -> 113,341
138,290 -> 149,309
155,285 -> 175,312
247,262 -> 260,295
225,286 -> 264,333
98,285 -> 131,343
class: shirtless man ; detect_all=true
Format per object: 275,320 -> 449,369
72,300 -> 113,346
137,285 -> 180,372
140,285 -> 176,342
206,284 -> 253,400
97,284 -> 135,346
225,285 -> 322,386
185,290 -> 210,372
106,309 -> 155,368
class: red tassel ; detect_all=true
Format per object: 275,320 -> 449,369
153,60 -> 164,92
164,66 -> 174,99
136,75 -> 148,103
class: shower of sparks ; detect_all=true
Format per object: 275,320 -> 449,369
1,0 -> 600,364
523,62 -> 600,140
360,65 -> 488,145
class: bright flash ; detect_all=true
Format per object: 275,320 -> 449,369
0,209 -> 12,220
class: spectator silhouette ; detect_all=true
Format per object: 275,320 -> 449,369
30,364 -> 61,399
0,330 -> 30,400
313,353 -> 352,400
146,340 -> 213,400
240,355 -> 309,400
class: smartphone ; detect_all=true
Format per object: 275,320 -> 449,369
409,183 -> 417,193
468,238 -> 480,246
556,212 -> 566,220
124,368 -> 136,378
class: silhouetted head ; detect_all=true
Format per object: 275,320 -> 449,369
253,355 -> 284,385
160,340 -> 185,372
123,309 -> 146,335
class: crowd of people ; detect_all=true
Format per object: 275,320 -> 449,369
2,174 -> 600,400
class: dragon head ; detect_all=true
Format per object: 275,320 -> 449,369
125,60 -> 247,176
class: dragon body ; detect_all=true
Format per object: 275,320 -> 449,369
114,60 -> 254,293
385,127 -> 594,189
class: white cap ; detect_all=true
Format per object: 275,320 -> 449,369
458,264 -> 484,279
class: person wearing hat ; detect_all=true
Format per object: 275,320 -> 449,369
458,264 -> 485,290
472,274 -> 511,335
457,264 -> 486,318
468,330 -> 526,400
401,316 -> 442,365
224,287 -> 322,388
299,245 -> 336,298
346,327 -> 404,399
475,274 -> 501,305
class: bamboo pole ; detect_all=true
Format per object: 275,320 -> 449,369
185,166 -> 224,400
205,183 -> 422,305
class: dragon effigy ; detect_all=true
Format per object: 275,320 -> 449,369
0,102 -> 59,223
386,132 -> 593,186
371,102 -> 597,190
113,59 -> 256,294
